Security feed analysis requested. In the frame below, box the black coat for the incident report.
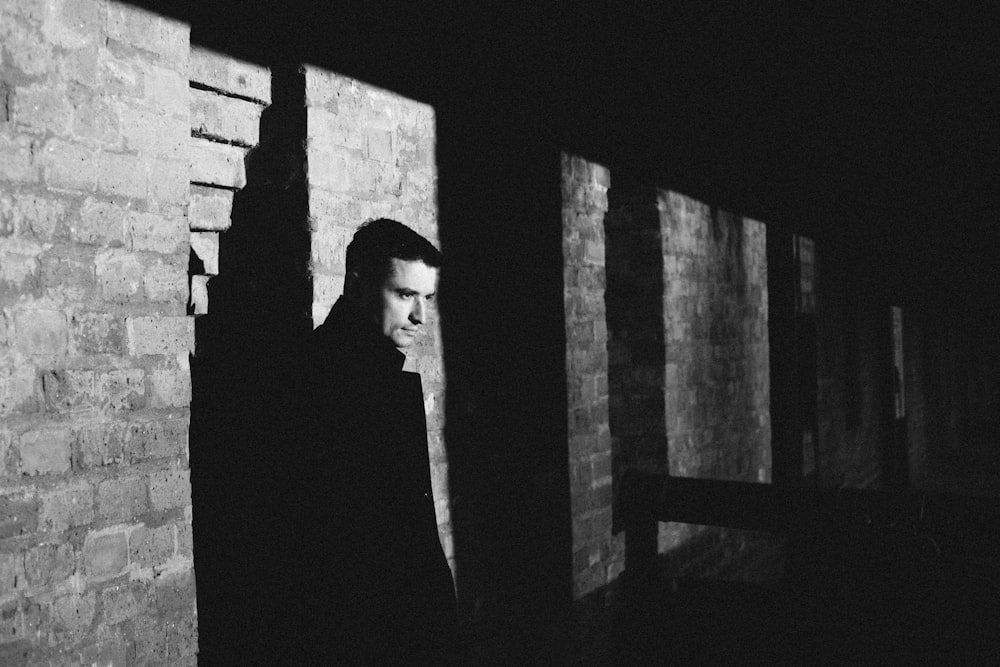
[276,296,461,664]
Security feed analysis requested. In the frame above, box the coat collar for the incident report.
[315,296,407,373]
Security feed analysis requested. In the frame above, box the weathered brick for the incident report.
[190,275,209,315]
[69,87,120,146]
[144,64,189,119]
[119,106,186,160]
[99,583,143,625]
[14,309,68,358]
[96,368,146,412]
[83,530,128,580]
[0,238,43,289]
[146,156,189,205]
[188,184,233,231]
[129,523,173,569]
[23,542,75,588]
[127,419,187,461]
[41,369,96,414]
[151,567,195,614]
[95,249,143,302]
[40,138,99,192]
[50,591,96,641]
[77,638,129,666]
[70,312,125,356]
[100,52,144,98]
[106,4,188,65]
[126,316,193,357]
[143,260,187,302]
[96,150,145,199]
[190,88,263,146]
[189,46,271,102]
[74,198,128,247]
[17,426,73,476]
[77,421,127,468]
[40,252,96,302]
[0,133,39,184]
[11,82,72,135]
[148,468,190,511]
[176,520,193,558]
[0,492,39,539]
[128,209,186,254]
[0,365,40,417]
[148,369,191,409]
[39,0,102,50]
[189,231,218,275]
[39,480,94,532]
[189,138,247,188]
[0,551,26,599]
[0,192,67,241]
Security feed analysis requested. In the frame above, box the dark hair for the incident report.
[345,218,443,288]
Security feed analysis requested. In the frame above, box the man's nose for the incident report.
[410,299,426,324]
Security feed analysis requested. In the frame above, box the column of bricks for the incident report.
[187,47,270,315]
[1,2,196,664]
[561,154,623,600]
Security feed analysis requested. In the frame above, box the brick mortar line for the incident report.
[189,129,254,150]
[188,80,268,106]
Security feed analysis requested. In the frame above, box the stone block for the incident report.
[128,210,186,254]
[106,4,188,65]
[40,480,94,531]
[17,427,73,475]
[83,530,128,581]
[151,568,195,613]
[188,185,233,231]
[129,523,173,569]
[0,133,39,184]
[15,309,68,358]
[1,191,67,241]
[142,260,187,303]
[77,421,127,468]
[189,46,271,102]
[41,369,96,414]
[190,88,263,146]
[96,150,146,199]
[188,138,247,189]
[41,138,99,192]
[96,368,146,412]
[70,312,125,356]
[95,249,143,303]
[12,82,72,135]
[51,591,96,641]
[148,368,191,409]
[146,156,188,205]
[189,232,219,275]
[40,252,96,302]
[189,275,209,315]
[23,542,74,587]
[127,419,187,461]
[127,316,194,357]
[148,468,190,511]
[119,106,186,160]
[100,583,143,625]
[70,88,120,146]
[0,492,39,539]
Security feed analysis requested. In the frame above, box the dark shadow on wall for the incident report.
[434,99,575,664]
[188,62,313,664]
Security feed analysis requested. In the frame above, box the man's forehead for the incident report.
[386,257,438,285]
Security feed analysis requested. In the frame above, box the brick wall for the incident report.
[303,68,453,571]
[815,254,886,488]
[562,154,622,605]
[1,2,196,664]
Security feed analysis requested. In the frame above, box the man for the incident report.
[282,218,461,664]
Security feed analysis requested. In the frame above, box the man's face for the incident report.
[369,258,438,349]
